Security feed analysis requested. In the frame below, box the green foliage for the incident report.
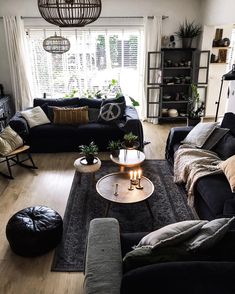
[129,96,140,107]
[64,89,78,98]
[107,140,121,151]
[175,20,202,39]
[79,141,98,156]
[188,83,205,118]
[124,132,138,144]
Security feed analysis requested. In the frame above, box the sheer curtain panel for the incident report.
[3,16,33,111]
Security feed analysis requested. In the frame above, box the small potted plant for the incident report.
[79,141,98,165]
[123,132,139,148]
[175,20,202,48]
[187,84,205,126]
[108,140,121,157]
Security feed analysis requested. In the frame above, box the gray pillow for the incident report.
[185,217,235,251]
[135,220,208,250]
[181,122,218,148]
[202,127,229,150]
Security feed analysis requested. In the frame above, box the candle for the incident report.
[138,169,142,179]
[133,171,137,181]
[130,170,133,180]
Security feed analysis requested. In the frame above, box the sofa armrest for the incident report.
[165,126,193,163]
[9,112,29,139]
[84,218,123,294]
[118,106,144,149]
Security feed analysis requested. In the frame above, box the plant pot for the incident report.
[122,141,140,150]
[111,150,120,157]
[182,38,193,48]
[85,155,95,165]
[187,117,201,127]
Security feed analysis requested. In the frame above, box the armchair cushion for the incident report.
[0,126,23,156]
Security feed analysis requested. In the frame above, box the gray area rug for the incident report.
[51,160,197,272]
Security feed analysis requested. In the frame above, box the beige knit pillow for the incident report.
[53,106,89,125]
[0,126,23,156]
[220,155,235,192]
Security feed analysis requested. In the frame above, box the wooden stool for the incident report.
[74,157,101,185]
[0,145,38,179]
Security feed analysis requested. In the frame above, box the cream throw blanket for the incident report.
[174,145,222,207]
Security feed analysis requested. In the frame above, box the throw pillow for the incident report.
[98,102,125,123]
[185,217,235,251]
[212,133,235,160]
[135,220,208,250]
[88,108,100,122]
[202,127,229,150]
[181,122,218,148]
[0,126,23,156]
[220,155,235,192]
[21,106,50,128]
[53,106,89,124]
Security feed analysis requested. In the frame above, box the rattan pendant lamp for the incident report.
[43,32,71,54]
[38,0,102,27]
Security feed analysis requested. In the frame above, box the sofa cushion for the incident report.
[196,173,233,217]
[212,132,235,160]
[221,112,235,136]
[101,95,126,106]
[79,97,102,108]
[30,124,78,138]
[220,155,235,192]
[181,122,217,148]
[88,108,100,122]
[98,102,125,123]
[53,106,89,125]
[21,106,50,128]
[33,98,80,107]
[202,127,229,150]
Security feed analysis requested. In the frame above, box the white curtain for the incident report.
[141,16,162,124]
[3,16,33,111]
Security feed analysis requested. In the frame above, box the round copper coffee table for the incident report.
[96,172,154,219]
[110,149,145,172]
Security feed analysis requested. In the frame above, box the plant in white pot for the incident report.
[187,84,205,126]
[175,20,202,48]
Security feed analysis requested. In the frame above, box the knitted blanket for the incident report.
[174,145,222,207]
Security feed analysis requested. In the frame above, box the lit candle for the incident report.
[133,171,137,181]
[130,170,133,180]
[138,169,142,179]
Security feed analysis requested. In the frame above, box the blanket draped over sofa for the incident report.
[174,145,222,207]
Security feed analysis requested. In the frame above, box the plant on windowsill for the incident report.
[79,141,98,165]
[187,84,205,126]
[122,132,139,149]
[108,140,121,157]
[175,19,202,48]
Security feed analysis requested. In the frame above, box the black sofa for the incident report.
[84,218,235,294]
[9,97,143,152]
[165,112,235,222]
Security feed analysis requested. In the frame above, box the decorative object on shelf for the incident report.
[218,49,227,63]
[79,141,98,165]
[107,140,121,157]
[38,0,102,27]
[168,109,178,118]
[123,132,139,149]
[43,33,70,54]
[187,84,205,126]
[213,28,223,47]
[215,64,235,122]
[175,20,202,48]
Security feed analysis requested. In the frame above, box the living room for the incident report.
[1,0,235,293]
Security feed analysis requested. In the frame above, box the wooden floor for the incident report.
[0,122,180,294]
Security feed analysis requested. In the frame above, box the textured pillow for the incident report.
[220,155,235,192]
[181,122,218,148]
[98,102,125,123]
[135,220,208,250]
[202,127,229,150]
[212,133,235,160]
[21,106,50,128]
[53,106,89,124]
[0,126,23,156]
[185,217,235,251]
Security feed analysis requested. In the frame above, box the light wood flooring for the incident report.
[0,122,180,294]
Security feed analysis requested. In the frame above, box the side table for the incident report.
[74,157,101,184]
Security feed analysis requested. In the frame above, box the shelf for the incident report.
[162,100,188,104]
[212,47,230,49]
[162,84,191,86]
[210,62,228,64]
[163,67,191,70]
[159,116,187,120]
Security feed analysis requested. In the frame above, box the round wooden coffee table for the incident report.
[96,172,154,219]
[110,149,145,172]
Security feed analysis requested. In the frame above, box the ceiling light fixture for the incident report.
[43,33,71,54]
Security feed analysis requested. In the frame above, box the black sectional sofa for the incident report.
[9,97,143,152]
[165,112,235,222]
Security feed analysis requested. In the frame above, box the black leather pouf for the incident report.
[6,206,63,257]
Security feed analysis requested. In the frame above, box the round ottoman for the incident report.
[6,206,63,257]
[74,157,101,184]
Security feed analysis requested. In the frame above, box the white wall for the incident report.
[0,0,202,97]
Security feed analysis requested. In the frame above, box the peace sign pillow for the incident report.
[98,102,125,123]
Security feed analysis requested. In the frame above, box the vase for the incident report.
[85,155,95,165]
[182,38,193,48]
[187,117,201,127]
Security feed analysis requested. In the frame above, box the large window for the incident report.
[26,28,144,101]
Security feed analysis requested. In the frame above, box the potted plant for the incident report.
[123,132,139,148]
[108,140,121,157]
[187,84,205,126]
[175,20,202,48]
[79,141,98,165]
